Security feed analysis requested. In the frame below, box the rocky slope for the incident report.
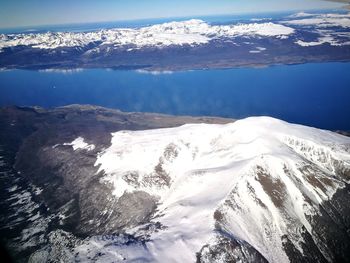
[0,105,349,262]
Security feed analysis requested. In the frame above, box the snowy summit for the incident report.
[90,116,350,263]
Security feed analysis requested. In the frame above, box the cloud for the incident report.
[284,12,350,28]
[324,0,350,9]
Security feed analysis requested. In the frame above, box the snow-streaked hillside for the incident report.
[2,106,349,262]
[86,116,350,262]
[0,19,294,51]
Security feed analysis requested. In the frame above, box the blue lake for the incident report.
[0,63,349,130]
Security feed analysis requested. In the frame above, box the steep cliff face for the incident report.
[0,106,349,262]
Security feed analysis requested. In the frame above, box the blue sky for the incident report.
[0,0,343,28]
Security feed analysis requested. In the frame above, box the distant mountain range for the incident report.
[0,11,350,71]
[0,105,349,262]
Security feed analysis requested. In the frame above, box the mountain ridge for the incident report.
[1,11,350,71]
[0,105,349,262]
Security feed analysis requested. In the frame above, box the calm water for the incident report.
[0,63,349,130]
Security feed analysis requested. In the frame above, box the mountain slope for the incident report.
[0,106,349,262]
[89,116,350,262]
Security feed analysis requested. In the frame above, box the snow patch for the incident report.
[63,137,95,151]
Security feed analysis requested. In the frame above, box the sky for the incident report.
[0,0,343,29]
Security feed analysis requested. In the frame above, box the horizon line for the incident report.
[0,7,344,31]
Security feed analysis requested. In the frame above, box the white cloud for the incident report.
[285,12,350,28]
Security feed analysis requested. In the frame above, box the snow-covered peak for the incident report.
[0,19,294,51]
[96,117,349,198]
[94,116,350,262]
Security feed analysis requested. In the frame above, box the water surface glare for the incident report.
[0,63,349,130]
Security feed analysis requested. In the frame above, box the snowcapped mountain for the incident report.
[88,116,350,262]
[0,19,294,51]
[0,106,349,262]
[1,11,349,51]
[0,11,350,71]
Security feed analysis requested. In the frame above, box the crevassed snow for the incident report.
[0,19,294,51]
[63,137,95,151]
[95,116,350,263]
